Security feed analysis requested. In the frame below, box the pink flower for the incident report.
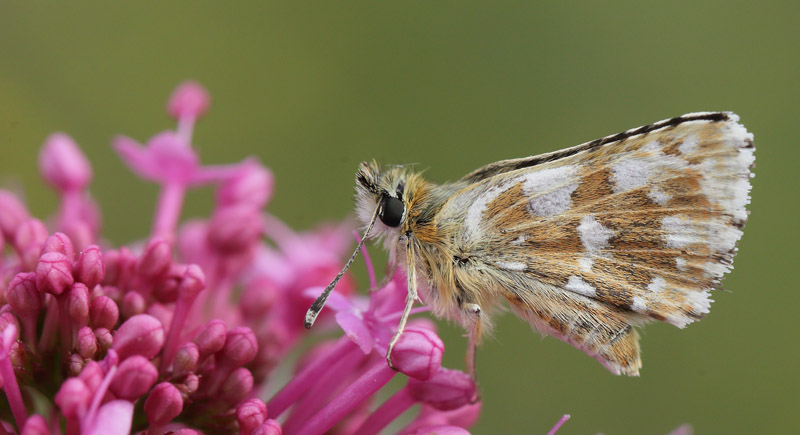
[39,133,92,192]
[0,81,483,435]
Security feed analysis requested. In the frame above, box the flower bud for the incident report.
[67,352,86,376]
[408,368,476,410]
[236,398,268,435]
[94,328,113,352]
[55,377,91,417]
[112,314,164,360]
[144,382,184,426]
[217,160,274,209]
[36,252,74,295]
[89,295,118,330]
[21,414,50,435]
[219,327,257,367]
[0,190,30,240]
[66,283,90,326]
[41,232,75,261]
[207,205,264,253]
[121,291,146,318]
[194,319,227,358]
[178,373,199,397]
[39,133,92,191]
[110,355,158,400]
[138,236,172,281]
[390,328,444,381]
[168,81,210,120]
[76,326,97,359]
[178,264,205,299]
[252,420,282,435]
[173,342,199,375]
[220,367,253,406]
[7,272,41,317]
[74,245,105,289]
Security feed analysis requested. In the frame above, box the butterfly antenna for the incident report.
[304,204,381,329]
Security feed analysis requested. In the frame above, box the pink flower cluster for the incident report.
[0,82,480,434]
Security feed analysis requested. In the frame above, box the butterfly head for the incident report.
[355,160,409,238]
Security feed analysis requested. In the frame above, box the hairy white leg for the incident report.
[386,236,418,369]
[464,303,482,402]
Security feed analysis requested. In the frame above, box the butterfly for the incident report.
[306,112,754,377]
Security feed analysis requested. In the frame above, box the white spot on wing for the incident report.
[662,215,741,253]
[648,187,671,205]
[678,135,699,155]
[519,166,578,218]
[675,257,688,271]
[611,158,651,192]
[578,256,593,272]
[464,183,513,240]
[577,215,615,253]
[565,276,596,298]
[647,277,666,294]
[631,296,647,313]
[497,261,526,271]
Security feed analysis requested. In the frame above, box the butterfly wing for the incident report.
[437,112,754,375]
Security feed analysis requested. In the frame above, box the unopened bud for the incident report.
[36,252,74,295]
[39,133,92,191]
[112,314,164,360]
[41,232,75,261]
[89,295,118,330]
[144,382,184,426]
[390,328,444,381]
[74,245,105,289]
[110,355,158,401]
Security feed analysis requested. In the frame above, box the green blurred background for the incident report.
[1,2,797,433]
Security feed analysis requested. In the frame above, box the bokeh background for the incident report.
[1,2,797,433]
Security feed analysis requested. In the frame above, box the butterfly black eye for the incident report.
[379,195,405,227]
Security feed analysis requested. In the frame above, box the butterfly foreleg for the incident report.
[386,234,419,369]
[462,302,482,388]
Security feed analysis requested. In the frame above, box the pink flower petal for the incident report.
[85,400,133,435]
[335,311,373,354]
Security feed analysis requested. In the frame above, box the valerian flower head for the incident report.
[0,81,482,434]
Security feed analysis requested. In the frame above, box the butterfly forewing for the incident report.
[434,112,753,374]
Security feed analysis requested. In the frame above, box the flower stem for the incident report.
[59,190,83,228]
[160,292,199,373]
[0,347,28,429]
[353,385,415,435]
[297,359,397,435]
[176,115,196,145]
[83,364,117,432]
[267,336,357,417]
[38,296,59,353]
[281,344,366,433]
[153,182,185,241]
[547,414,571,435]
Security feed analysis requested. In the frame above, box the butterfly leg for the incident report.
[386,235,418,369]
[463,303,482,402]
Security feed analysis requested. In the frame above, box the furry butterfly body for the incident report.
[307,112,754,376]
